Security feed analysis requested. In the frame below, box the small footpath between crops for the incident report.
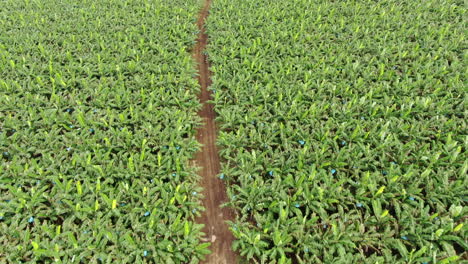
[192,0,238,263]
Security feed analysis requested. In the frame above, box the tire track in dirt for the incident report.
[193,0,238,263]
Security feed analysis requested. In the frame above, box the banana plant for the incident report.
[207,0,466,262]
[0,0,209,262]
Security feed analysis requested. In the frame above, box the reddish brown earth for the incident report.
[193,0,238,263]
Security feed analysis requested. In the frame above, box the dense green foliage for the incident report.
[0,0,210,263]
[207,0,467,263]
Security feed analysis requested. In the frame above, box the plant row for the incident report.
[0,0,209,263]
[207,0,467,263]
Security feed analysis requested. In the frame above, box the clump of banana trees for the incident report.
[207,0,467,263]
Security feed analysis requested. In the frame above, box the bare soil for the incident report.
[193,0,238,263]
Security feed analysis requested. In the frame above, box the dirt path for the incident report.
[193,0,238,263]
